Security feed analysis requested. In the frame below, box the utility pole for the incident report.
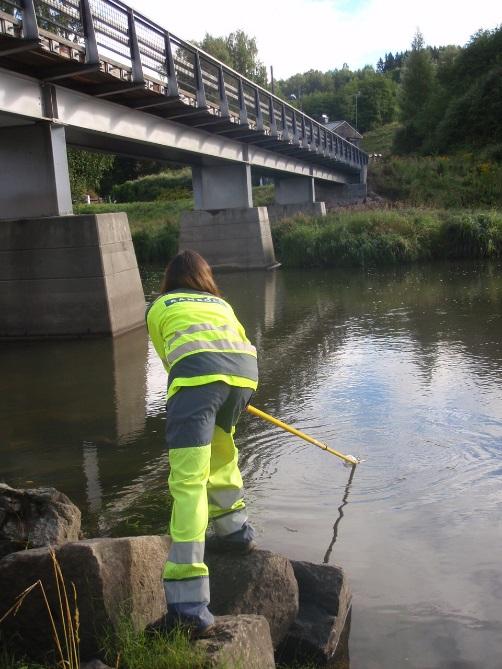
[355,90,361,131]
[270,65,275,95]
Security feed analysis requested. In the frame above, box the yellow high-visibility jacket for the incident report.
[146,289,258,400]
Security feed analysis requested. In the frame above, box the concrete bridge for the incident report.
[0,0,368,338]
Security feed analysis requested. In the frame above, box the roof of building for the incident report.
[324,120,363,139]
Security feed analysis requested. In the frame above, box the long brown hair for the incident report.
[160,250,221,296]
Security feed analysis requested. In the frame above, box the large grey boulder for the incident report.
[195,614,276,668]
[276,560,352,666]
[0,536,169,662]
[0,484,81,554]
[205,549,299,648]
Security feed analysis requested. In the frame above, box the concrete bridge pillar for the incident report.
[0,123,145,339]
[192,164,253,210]
[268,175,326,222]
[179,164,277,270]
[0,123,73,220]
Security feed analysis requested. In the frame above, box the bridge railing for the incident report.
[0,0,368,170]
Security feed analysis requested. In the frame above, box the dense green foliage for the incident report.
[361,122,400,155]
[100,157,167,197]
[67,149,114,202]
[196,30,267,86]
[369,155,502,208]
[394,27,502,154]
[111,169,192,202]
[277,66,398,133]
[252,184,275,206]
[272,209,502,268]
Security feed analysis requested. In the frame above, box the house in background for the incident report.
[323,120,363,147]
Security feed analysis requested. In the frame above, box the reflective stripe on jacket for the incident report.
[146,289,258,399]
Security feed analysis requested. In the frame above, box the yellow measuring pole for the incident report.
[246,405,359,466]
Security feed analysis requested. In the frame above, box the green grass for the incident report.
[369,154,502,208]
[252,184,275,206]
[272,208,502,268]
[102,619,209,669]
[75,200,190,264]
[361,122,400,155]
[74,185,274,264]
[0,647,45,669]
[74,200,502,269]
[110,168,193,203]
[75,199,192,233]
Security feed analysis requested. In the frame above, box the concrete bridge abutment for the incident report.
[267,176,326,223]
[315,168,367,206]
[0,124,145,339]
[179,164,278,270]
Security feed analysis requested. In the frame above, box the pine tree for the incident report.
[399,30,435,121]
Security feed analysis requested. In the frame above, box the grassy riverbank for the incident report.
[75,201,502,269]
[369,154,502,209]
[74,185,275,264]
[75,200,189,263]
[273,208,502,268]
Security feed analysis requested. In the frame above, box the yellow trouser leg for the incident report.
[164,445,210,591]
[207,425,247,536]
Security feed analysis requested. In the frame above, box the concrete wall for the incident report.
[267,202,326,223]
[192,164,253,210]
[0,213,145,338]
[274,176,315,206]
[315,181,367,205]
[0,123,73,220]
[179,207,277,270]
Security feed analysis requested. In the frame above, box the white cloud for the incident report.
[130,0,501,78]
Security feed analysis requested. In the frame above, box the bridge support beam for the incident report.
[0,213,146,339]
[0,123,73,220]
[268,175,326,222]
[180,164,277,270]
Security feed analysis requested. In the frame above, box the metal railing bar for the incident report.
[35,15,84,37]
[21,0,39,38]
[80,0,97,62]
[193,50,206,107]
[93,19,129,40]
[95,39,129,60]
[163,30,178,96]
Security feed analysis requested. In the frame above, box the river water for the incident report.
[1,261,502,668]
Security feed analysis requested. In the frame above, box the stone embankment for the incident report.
[0,484,351,668]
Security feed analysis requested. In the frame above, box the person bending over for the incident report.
[146,249,258,634]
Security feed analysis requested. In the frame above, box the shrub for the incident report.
[111,169,192,203]
[272,208,502,268]
[369,155,502,208]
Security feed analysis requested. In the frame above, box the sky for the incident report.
[128,0,501,79]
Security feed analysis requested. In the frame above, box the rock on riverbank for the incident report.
[0,486,351,667]
[0,483,81,558]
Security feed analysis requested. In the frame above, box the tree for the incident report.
[198,30,267,86]
[68,149,114,202]
[399,30,435,122]
[197,34,232,65]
